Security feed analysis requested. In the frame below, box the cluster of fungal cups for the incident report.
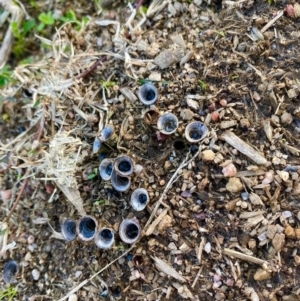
[63,135,149,248]
[60,154,149,247]
[61,215,142,248]
[139,82,209,143]
[65,82,208,249]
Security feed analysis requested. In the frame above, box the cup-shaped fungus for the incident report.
[94,228,115,249]
[142,107,160,125]
[119,218,141,244]
[111,170,131,192]
[99,125,114,142]
[185,121,208,143]
[138,83,158,105]
[3,260,19,283]
[130,188,149,211]
[157,112,179,135]
[77,216,98,241]
[61,218,77,241]
[93,138,102,154]
[99,158,114,181]
[114,155,134,176]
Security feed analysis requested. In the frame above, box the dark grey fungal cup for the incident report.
[94,228,115,249]
[138,83,158,105]
[114,155,134,176]
[185,121,208,143]
[99,158,114,181]
[111,170,131,192]
[99,125,114,142]
[119,219,141,244]
[61,218,77,241]
[77,216,98,241]
[3,260,19,283]
[157,112,179,135]
[130,188,149,211]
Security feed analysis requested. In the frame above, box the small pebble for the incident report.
[226,177,243,193]
[32,269,40,280]
[272,233,285,251]
[202,150,215,162]
[241,192,249,200]
[204,242,211,253]
[222,163,237,177]
[284,225,295,238]
[159,180,166,186]
[241,201,248,209]
[27,235,35,244]
[211,111,219,122]
[281,112,293,124]
[254,268,271,281]
[219,99,227,107]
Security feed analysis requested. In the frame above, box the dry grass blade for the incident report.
[55,183,86,216]
[151,256,187,282]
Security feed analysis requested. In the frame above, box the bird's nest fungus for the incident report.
[2,0,300,300]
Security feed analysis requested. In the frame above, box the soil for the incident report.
[1,0,300,300]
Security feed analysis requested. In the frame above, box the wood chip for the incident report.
[120,87,138,102]
[243,215,265,230]
[151,256,187,282]
[239,211,265,219]
[145,208,169,236]
[221,131,267,165]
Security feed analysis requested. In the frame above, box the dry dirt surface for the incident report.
[1,0,300,300]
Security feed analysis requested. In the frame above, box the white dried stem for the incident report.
[0,0,24,68]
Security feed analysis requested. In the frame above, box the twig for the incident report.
[76,57,107,80]
[5,170,30,223]
[223,248,270,270]
[191,266,203,288]
[144,145,203,236]
[35,114,45,141]
[260,10,284,33]
[135,0,145,11]
[0,163,12,174]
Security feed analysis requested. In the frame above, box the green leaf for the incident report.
[94,199,105,206]
[37,22,45,32]
[198,79,207,93]
[87,173,97,180]
[0,65,13,88]
[33,100,40,108]
[23,19,36,35]
[38,12,55,25]
[64,10,77,22]
[11,21,20,39]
